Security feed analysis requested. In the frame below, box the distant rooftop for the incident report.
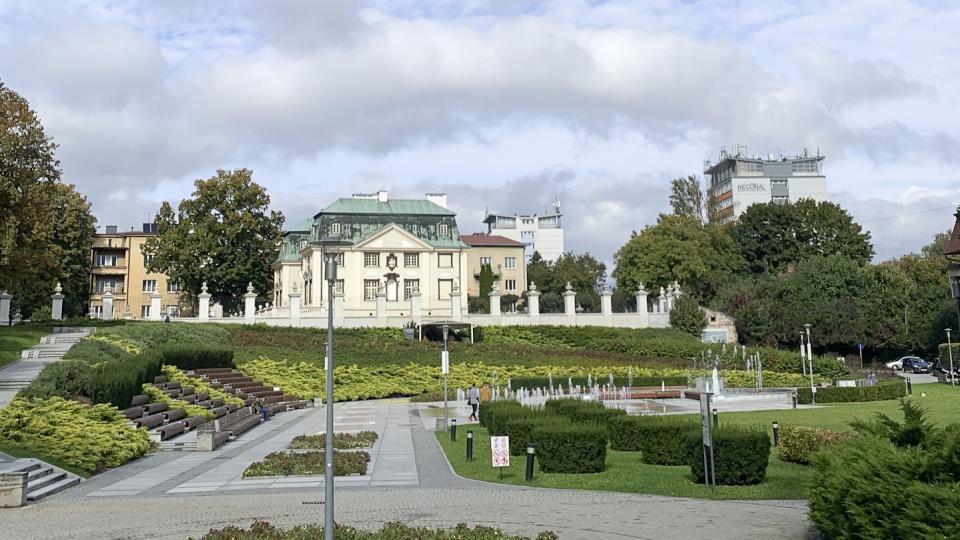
[461,234,524,247]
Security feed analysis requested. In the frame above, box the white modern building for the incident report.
[704,146,828,224]
[483,199,565,261]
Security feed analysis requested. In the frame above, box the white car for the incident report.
[886,357,920,371]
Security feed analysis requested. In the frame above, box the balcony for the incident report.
[473,266,502,278]
[91,286,125,295]
[92,265,127,275]
[92,238,128,249]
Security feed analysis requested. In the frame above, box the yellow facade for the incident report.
[88,230,184,319]
[462,236,527,298]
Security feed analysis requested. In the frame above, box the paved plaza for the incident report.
[1,398,816,540]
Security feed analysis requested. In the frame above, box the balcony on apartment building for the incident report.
[91,264,128,275]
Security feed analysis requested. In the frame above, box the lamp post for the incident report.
[947,328,956,387]
[799,332,807,377]
[804,324,814,404]
[442,323,450,431]
[318,237,348,540]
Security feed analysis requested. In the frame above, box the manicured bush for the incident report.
[243,450,370,477]
[609,415,698,465]
[484,402,535,436]
[501,415,572,456]
[778,425,853,464]
[797,381,905,404]
[201,520,559,540]
[685,426,770,485]
[544,398,625,428]
[533,422,608,473]
[155,346,234,370]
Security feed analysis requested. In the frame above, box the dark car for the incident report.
[902,357,930,374]
[930,358,960,378]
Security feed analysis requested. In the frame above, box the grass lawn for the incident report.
[0,325,52,369]
[0,440,91,478]
[436,383,960,500]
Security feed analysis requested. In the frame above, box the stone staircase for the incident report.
[0,459,81,503]
[0,327,92,408]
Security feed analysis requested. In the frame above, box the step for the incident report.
[26,466,53,483]
[0,461,41,475]
[27,470,66,492]
[26,476,80,501]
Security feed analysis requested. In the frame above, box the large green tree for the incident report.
[669,175,705,224]
[731,199,874,275]
[144,169,284,313]
[527,251,606,312]
[612,214,743,301]
[43,183,96,316]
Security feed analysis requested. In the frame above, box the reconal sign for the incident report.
[737,182,767,192]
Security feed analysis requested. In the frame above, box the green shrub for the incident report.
[30,306,52,323]
[243,450,370,477]
[544,398,625,428]
[501,415,573,456]
[201,521,559,540]
[797,381,905,404]
[289,432,378,450]
[509,376,687,388]
[778,425,852,464]
[609,415,698,465]
[155,346,235,370]
[480,401,528,435]
[685,426,770,485]
[532,422,608,473]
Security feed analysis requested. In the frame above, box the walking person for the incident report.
[467,383,480,422]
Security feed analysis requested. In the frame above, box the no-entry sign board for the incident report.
[491,436,510,467]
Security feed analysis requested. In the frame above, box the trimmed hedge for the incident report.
[155,346,234,370]
[797,381,905,404]
[532,421,608,473]
[481,401,530,436]
[685,427,770,485]
[778,425,852,465]
[609,415,699,465]
[509,376,688,388]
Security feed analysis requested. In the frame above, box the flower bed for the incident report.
[289,431,378,450]
[201,520,558,540]
[243,450,370,477]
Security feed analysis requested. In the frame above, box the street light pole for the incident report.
[804,324,815,405]
[799,332,807,377]
[442,324,450,431]
[947,328,956,387]
[323,251,336,540]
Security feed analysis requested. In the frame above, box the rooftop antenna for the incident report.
[553,197,561,214]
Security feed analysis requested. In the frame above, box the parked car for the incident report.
[930,358,960,378]
[885,357,906,370]
[902,357,930,374]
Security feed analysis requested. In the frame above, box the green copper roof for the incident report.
[315,198,454,217]
[289,218,313,232]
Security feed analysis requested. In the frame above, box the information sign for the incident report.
[491,436,510,467]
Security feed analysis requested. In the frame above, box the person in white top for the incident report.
[467,383,480,421]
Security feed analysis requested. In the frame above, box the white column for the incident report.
[149,291,162,321]
[450,282,462,320]
[102,285,114,320]
[635,283,649,328]
[288,282,302,327]
[409,291,422,325]
[198,282,211,321]
[334,291,345,327]
[563,282,576,322]
[51,282,64,321]
[376,287,387,325]
[658,286,667,313]
[489,283,502,323]
[527,282,540,324]
[600,284,613,318]
[243,282,257,324]
[0,290,11,326]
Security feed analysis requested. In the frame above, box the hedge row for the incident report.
[778,425,852,465]
[509,376,688,389]
[609,415,698,465]
[797,381,905,404]
[685,427,771,485]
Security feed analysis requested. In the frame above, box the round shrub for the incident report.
[609,415,698,465]
[778,425,852,464]
[685,426,770,485]
[532,422,607,474]
[502,415,570,456]
[482,401,529,435]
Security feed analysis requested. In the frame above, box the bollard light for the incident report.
[791,393,797,409]
[906,377,913,395]
[466,430,474,461]
[450,418,457,442]
[712,408,719,429]
[772,421,780,447]
[525,444,536,481]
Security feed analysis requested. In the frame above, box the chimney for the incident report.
[105,225,118,234]
[426,193,447,209]
[377,190,388,203]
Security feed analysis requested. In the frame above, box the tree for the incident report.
[143,169,284,313]
[731,200,874,275]
[0,81,58,307]
[42,183,96,317]
[669,175,705,224]
[612,214,743,302]
[921,230,950,260]
[527,251,606,312]
[669,294,707,336]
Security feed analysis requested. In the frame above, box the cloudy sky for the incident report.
[2,0,958,269]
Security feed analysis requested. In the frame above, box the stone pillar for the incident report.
[198,282,211,321]
[563,282,576,322]
[489,283,502,322]
[658,286,667,313]
[635,283,649,328]
[102,285,114,320]
[333,291,346,327]
[51,282,64,321]
[0,472,28,508]
[376,287,387,325]
[450,282,462,320]
[0,291,10,327]
[409,291,422,325]
[243,282,257,324]
[600,284,613,317]
[149,291,162,321]
[288,282,301,327]
[527,282,540,324]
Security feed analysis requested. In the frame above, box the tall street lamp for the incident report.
[804,324,815,404]
[318,236,349,540]
[442,323,450,431]
[947,328,956,387]
[799,332,807,377]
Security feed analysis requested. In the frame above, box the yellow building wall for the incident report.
[89,233,184,319]
[465,245,527,297]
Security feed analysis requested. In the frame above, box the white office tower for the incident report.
[483,198,565,261]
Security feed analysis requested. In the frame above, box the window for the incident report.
[404,253,419,267]
[166,282,180,293]
[330,222,341,235]
[792,160,818,173]
[143,253,153,266]
[334,279,344,295]
[480,256,492,266]
[505,279,517,291]
[772,196,790,205]
[737,161,763,174]
[364,253,379,267]
[438,253,453,268]
[336,253,344,266]
[96,254,118,267]
[404,279,420,299]
[91,305,103,317]
[141,305,151,318]
[438,279,453,300]
[298,240,307,251]
[142,280,157,292]
[95,279,122,293]
[438,223,449,236]
[364,279,380,301]
[505,257,516,269]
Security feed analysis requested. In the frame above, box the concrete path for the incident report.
[0,327,92,408]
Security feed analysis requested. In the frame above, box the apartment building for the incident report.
[89,224,184,319]
[482,199,565,261]
[704,146,828,224]
[461,233,527,298]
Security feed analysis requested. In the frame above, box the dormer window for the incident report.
[438,223,448,236]
[298,240,307,251]
[330,223,341,235]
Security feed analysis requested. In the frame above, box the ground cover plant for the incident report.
[777,425,852,464]
[243,450,370,477]
[140,383,213,420]
[198,520,559,540]
[162,365,245,407]
[289,431,378,449]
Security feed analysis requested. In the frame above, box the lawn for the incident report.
[436,383,960,500]
[0,324,52,369]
